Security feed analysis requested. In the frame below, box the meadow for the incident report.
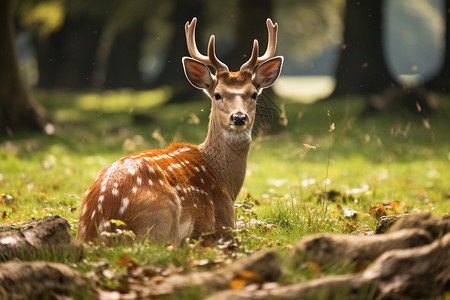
[1,86,449,294]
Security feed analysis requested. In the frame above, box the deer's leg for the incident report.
[122,188,181,244]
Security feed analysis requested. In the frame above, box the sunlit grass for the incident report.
[1,87,449,293]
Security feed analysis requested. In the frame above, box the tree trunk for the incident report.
[0,215,84,261]
[104,21,145,89]
[228,0,273,71]
[0,261,89,299]
[155,0,206,103]
[425,0,450,93]
[331,0,397,97]
[0,0,50,135]
[232,0,285,134]
[35,16,101,89]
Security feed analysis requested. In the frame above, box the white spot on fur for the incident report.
[200,178,205,184]
[148,165,155,173]
[128,167,136,175]
[78,224,86,236]
[81,205,87,216]
[97,203,102,213]
[179,219,193,240]
[159,179,164,185]
[175,185,181,191]
[132,186,137,194]
[200,165,207,172]
[194,167,200,172]
[98,221,105,232]
[91,210,96,219]
[119,197,129,215]
[101,185,106,192]
[112,188,119,196]
[148,179,153,186]
[113,182,119,188]
[137,177,142,185]
[98,195,104,203]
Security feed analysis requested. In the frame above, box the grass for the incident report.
[1,87,449,296]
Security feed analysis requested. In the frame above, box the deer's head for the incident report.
[182,18,283,142]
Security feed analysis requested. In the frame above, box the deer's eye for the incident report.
[214,93,222,101]
[251,93,258,100]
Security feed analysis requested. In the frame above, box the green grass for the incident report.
[1,87,449,296]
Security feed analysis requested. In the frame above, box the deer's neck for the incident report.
[198,118,251,201]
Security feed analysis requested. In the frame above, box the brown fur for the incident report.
[78,19,283,245]
[78,143,234,245]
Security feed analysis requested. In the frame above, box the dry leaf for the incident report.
[229,278,246,290]
[306,261,322,278]
[329,122,335,132]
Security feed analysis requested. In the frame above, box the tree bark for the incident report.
[154,0,206,103]
[0,0,50,135]
[35,16,101,89]
[104,21,145,89]
[96,250,282,299]
[0,215,84,261]
[289,228,432,267]
[425,0,450,93]
[208,232,450,300]
[227,0,273,71]
[233,0,285,134]
[331,0,397,97]
[0,261,89,299]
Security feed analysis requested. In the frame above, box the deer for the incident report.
[77,17,283,245]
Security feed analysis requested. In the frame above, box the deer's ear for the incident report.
[253,56,284,89]
[183,57,214,90]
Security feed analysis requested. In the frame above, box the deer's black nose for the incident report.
[232,113,247,125]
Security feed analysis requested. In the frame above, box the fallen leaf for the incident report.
[230,278,246,290]
[237,271,263,282]
[1,211,6,219]
[369,203,386,219]
[329,122,335,132]
[389,201,400,212]
[306,261,322,278]
[116,253,139,267]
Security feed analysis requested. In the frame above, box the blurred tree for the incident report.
[228,0,274,71]
[232,0,284,133]
[155,0,206,103]
[36,16,102,88]
[331,0,397,96]
[92,0,157,89]
[426,0,450,93]
[18,1,104,88]
[18,0,155,89]
[0,0,51,135]
[256,0,343,76]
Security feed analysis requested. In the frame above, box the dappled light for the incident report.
[1,0,449,299]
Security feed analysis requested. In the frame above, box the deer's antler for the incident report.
[240,18,278,72]
[185,18,229,73]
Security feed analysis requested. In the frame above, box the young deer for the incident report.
[77,18,283,245]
